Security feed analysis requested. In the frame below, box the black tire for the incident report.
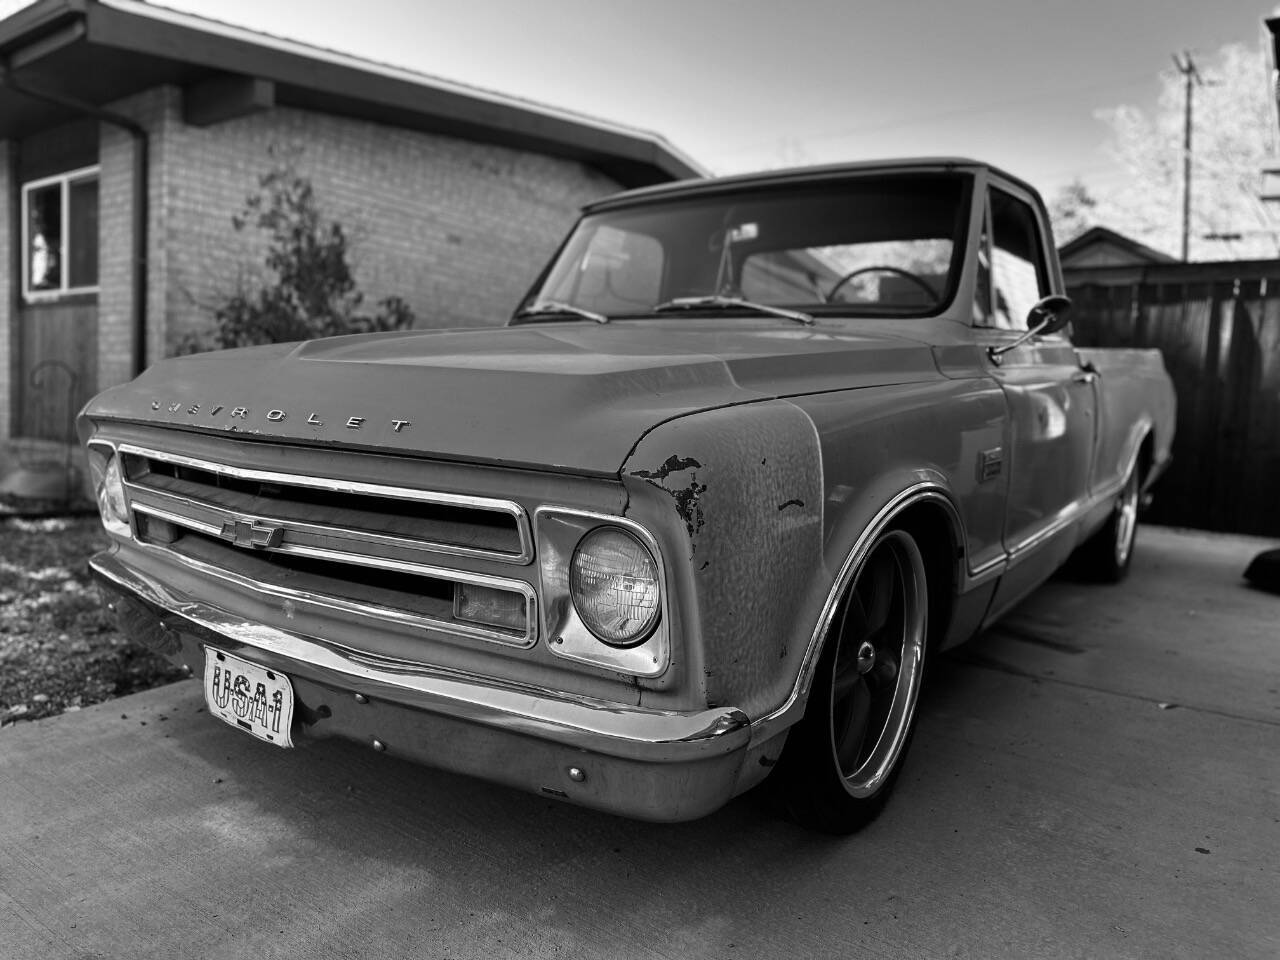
[772,528,929,834]
[1073,465,1140,584]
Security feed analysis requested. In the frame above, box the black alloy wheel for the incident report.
[774,527,929,833]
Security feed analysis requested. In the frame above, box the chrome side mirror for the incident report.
[988,294,1072,365]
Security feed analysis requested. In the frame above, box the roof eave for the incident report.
[0,0,84,52]
[0,0,702,188]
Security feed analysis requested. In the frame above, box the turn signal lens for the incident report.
[453,582,526,633]
[569,527,661,647]
[87,445,130,537]
[102,456,128,523]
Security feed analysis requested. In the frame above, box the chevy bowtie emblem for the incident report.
[220,519,284,549]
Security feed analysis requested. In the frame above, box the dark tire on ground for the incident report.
[1071,464,1141,584]
[771,527,929,834]
[1244,548,1280,594]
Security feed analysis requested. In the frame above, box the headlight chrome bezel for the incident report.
[535,507,670,678]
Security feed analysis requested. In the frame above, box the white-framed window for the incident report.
[22,164,100,300]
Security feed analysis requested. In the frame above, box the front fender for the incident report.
[622,378,1003,728]
[622,400,827,722]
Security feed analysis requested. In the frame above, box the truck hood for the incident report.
[84,319,942,475]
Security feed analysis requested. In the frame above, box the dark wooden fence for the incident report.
[1065,259,1280,538]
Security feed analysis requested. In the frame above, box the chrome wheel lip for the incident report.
[829,529,928,800]
[1115,470,1139,568]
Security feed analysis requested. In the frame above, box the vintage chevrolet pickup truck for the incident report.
[80,158,1175,833]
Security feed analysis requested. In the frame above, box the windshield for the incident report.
[517,172,972,321]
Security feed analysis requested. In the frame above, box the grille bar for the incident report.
[141,536,538,648]
[118,443,533,564]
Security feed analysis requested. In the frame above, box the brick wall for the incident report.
[98,110,137,395]
[0,140,11,438]
[95,87,172,395]
[149,89,622,356]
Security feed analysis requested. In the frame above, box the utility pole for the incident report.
[1173,51,1202,262]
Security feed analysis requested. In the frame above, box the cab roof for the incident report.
[582,157,1041,212]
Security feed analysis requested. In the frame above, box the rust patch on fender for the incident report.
[631,455,703,479]
[630,455,707,547]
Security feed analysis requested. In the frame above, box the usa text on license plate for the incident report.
[203,647,294,748]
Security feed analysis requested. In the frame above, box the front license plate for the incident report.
[203,647,294,748]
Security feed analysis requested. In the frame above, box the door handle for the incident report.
[1072,371,1097,385]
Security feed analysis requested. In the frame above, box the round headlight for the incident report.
[569,527,661,647]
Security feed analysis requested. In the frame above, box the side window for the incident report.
[987,188,1047,331]
[973,208,992,325]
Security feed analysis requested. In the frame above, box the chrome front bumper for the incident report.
[90,550,754,822]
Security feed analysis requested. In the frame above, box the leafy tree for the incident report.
[186,148,414,352]
[1049,178,1100,246]
[1095,42,1279,260]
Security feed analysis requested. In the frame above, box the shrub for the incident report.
[184,149,415,352]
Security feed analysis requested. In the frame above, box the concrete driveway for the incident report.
[2,525,1278,960]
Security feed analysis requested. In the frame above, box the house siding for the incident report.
[0,140,11,437]
[98,100,147,397]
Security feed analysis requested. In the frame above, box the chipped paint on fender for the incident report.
[631,455,708,545]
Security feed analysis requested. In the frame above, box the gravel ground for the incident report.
[0,516,185,727]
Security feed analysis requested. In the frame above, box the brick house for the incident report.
[0,0,700,463]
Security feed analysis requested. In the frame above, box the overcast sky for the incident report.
[147,0,1279,198]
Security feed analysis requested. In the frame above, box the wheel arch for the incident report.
[889,498,959,655]
[1118,418,1155,490]
[751,482,964,744]
[1137,429,1156,485]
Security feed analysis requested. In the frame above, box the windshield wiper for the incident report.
[514,300,610,324]
[652,295,814,326]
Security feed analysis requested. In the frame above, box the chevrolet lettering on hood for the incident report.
[79,159,1178,833]
[148,399,413,433]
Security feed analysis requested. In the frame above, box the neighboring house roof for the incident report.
[1059,226,1179,269]
[0,0,704,187]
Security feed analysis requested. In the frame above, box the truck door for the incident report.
[974,185,1097,615]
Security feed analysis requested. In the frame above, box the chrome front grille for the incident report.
[119,444,532,563]
[116,443,537,648]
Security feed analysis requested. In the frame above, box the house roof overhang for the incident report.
[0,0,704,187]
